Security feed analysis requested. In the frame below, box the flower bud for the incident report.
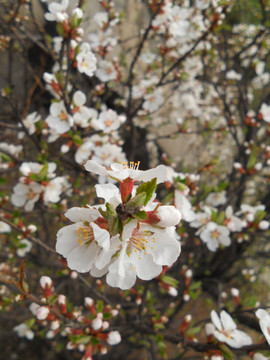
[36,306,49,320]
[107,331,121,345]
[92,317,103,330]
[40,276,53,289]
[156,206,182,227]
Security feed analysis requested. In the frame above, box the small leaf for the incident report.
[135,210,147,220]
[70,334,91,345]
[126,192,146,209]
[135,178,157,206]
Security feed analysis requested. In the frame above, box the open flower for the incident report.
[200,222,231,252]
[11,182,43,212]
[106,220,180,290]
[56,206,116,273]
[255,309,270,345]
[46,101,74,135]
[210,310,252,348]
[76,43,97,77]
[14,323,34,340]
[84,160,167,184]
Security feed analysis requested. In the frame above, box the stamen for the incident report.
[120,161,140,170]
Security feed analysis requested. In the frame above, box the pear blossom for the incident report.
[84,160,167,184]
[200,222,231,252]
[210,310,252,348]
[14,323,34,340]
[46,101,74,135]
[76,43,97,77]
[255,309,270,345]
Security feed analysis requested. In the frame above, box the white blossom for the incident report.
[210,310,252,348]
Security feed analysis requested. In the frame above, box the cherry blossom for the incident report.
[210,310,252,348]
[84,160,167,184]
[56,206,115,273]
[255,309,270,345]
[0,221,11,233]
[72,91,98,128]
[91,109,126,133]
[11,182,43,212]
[14,323,34,340]
[200,222,231,252]
[76,43,97,77]
[46,101,74,135]
[106,220,180,290]
[44,0,69,22]
[96,60,118,82]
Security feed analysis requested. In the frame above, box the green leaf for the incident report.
[135,178,157,206]
[47,294,58,305]
[56,23,65,37]
[161,275,179,287]
[39,164,48,181]
[135,210,147,220]
[126,192,146,209]
[96,300,103,313]
[70,335,91,345]
[216,211,225,225]
[211,209,217,222]
[254,210,266,223]
[186,325,202,337]
[220,343,236,360]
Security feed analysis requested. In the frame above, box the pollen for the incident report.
[76,226,94,246]
[121,161,140,170]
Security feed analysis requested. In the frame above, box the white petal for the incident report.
[91,222,110,251]
[67,241,98,272]
[84,160,108,176]
[73,91,86,107]
[211,310,222,331]
[65,207,99,223]
[220,310,236,331]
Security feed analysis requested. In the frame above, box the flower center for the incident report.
[127,228,156,260]
[121,161,140,170]
[77,226,94,246]
[59,111,68,121]
[211,230,220,239]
